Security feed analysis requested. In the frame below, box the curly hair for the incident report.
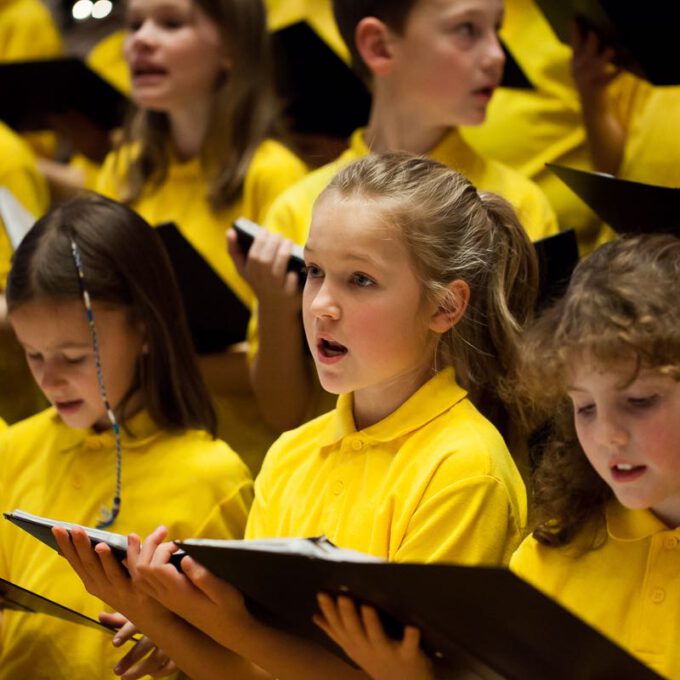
[517,234,680,546]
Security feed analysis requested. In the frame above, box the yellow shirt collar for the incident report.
[320,366,467,447]
[606,501,676,541]
[348,127,484,181]
[54,408,161,453]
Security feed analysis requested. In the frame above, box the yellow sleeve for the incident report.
[0,127,50,289]
[395,473,525,566]
[0,0,62,61]
[191,457,254,540]
[95,148,128,200]
[241,140,308,224]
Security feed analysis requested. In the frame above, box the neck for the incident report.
[167,98,213,161]
[352,361,436,430]
[364,84,451,155]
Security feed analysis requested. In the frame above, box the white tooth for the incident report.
[616,464,634,471]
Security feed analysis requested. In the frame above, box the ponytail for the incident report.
[326,152,539,437]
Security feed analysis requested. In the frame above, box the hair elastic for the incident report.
[70,238,122,529]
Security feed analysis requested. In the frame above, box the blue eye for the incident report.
[351,273,375,288]
[304,264,323,279]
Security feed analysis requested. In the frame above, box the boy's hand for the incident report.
[227,228,301,312]
[314,593,433,680]
[571,24,621,104]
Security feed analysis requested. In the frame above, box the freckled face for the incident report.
[569,360,680,526]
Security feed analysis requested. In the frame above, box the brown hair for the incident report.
[332,0,418,83]
[120,0,279,210]
[6,193,217,436]
[518,234,680,546]
[324,152,538,436]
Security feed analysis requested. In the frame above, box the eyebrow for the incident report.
[303,246,383,267]
[19,341,92,352]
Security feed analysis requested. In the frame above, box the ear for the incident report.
[429,280,470,334]
[355,17,396,77]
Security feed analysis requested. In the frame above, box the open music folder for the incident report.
[547,164,680,235]
[0,57,129,133]
[174,536,661,680]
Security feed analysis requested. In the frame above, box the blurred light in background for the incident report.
[71,0,113,21]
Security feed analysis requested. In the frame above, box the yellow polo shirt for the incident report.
[247,367,526,566]
[460,0,638,252]
[97,139,308,472]
[510,502,680,679]
[0,121,49,288]
[619,84,680,189]
[264,126,557,246]
[0,408,253,680]
[0,0,61,61]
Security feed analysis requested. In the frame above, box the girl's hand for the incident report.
[227,228,301,311]
[314,594,434,680]
[571,24,620,104]
[99,613,178,680]
[131,527,256,651]
[52,526,176,629]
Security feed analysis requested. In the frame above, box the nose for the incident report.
[128,18,158,50]
[594,412,629,448]
[306,279,341,320]
[482,32,506,74]
[38,360,66,391]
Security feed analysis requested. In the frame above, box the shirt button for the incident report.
[664,536,679,549]
[351,439,363,451]
[331,480,344,496]
[72,474,83,489]
[651,588,666,604]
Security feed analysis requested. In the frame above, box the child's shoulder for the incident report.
[479,156,558,240]
[161,427,252,478]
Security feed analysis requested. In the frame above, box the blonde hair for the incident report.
[120,0,280,210]
[324,152,538,435]
[519,234,680,546]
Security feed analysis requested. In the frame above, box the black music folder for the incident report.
[270,21,371,138]
[499,40,533,90]
[534,229,580,310]
[0,577,115,634]
[534,0,680,85]
[155,222,251,355]
[547,164,680,235]
[0,57,129,132]
[4,509,185,570]
[175,536,661,680]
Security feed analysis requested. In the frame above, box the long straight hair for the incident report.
[7,193,217,436]
[120,0,280,210]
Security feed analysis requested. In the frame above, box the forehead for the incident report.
[126,0,194,13]
[307,191,410,263]
[407,0,503,21]
[9,299,129,349]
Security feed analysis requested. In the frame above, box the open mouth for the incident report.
[55,399,83,410]
[318,338,348,359]
[611,463,646,481]
[132,64,168,78]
